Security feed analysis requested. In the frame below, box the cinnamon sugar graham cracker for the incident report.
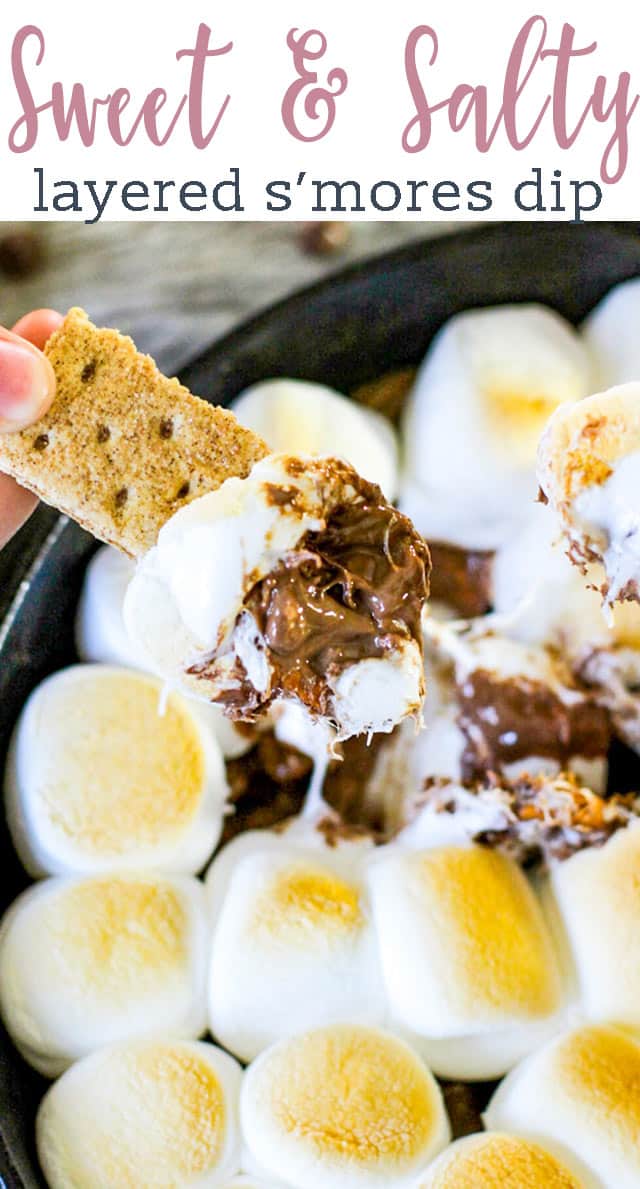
[0,307,268,556]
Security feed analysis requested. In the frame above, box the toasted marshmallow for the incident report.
[205,823,383,1062]
[400,772,640,870]
[37,1039,242,1189]
[416,1131,593,1188]
[367,841,565,1079]
[240,1025,450,1189]
[538,384,640,605]
[400,304,590,550]
[230,379,399,499]
[124,454,427,739]
[0,872,208,1076]
[4,664,227,877]
[545,823,640,1030]
[485,1024,640,1189]
[582,277,640,388]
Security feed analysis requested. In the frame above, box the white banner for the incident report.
[0,0,638,221]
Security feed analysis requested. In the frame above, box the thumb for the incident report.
[0,324,56,433]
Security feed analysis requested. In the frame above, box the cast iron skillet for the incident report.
[2,222,640,1187]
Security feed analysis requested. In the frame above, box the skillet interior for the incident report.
[2,222,640,1186]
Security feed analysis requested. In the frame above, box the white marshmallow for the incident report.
[393,782,515,853]
[222,1181,284,1189]
[491,502,611,659]
[452,630,580,690]
[230,379,399,499]
[582,276,640,388]
[240,1024,450,1189]
[491,503,640,755]
[124,454,425,739]
[400,304,591,550]
[580,637,640,754]
[415,1131,596,1188]
[76,545,253,759]
[545,822,640,1031]
[329,644,424,738]
[222,1180,284,1189]
[75,545,147,669]
[37,1039,242,1189]
[360,663,465,835]
[367,840,566,1079]
[485,1024,640,1189]
[0,872,208,1076]
[123,456,325,686]
[205,825,384,1062]
[4,664,227,877]
[272,699,336,763]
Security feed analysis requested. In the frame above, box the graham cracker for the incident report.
[0,307,268,556]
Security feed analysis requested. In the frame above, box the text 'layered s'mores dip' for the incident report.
[3,281,640,1187]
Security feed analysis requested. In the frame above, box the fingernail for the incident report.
[0,328,56,431]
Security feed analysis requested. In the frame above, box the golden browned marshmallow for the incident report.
[36,1039,243,1188]
[545,823,640,1030]
[0,873,209,1076]
[485,1024,640,1189]
[205,827,385,1062]
[400,304,591,552]
[538,384,640,603]
[4,665,227,877]
[367,843,565,1079]
[416,1131,591,1188]
[240,1024,450,1188]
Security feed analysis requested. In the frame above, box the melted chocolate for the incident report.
[458,668,611,781]
[209,472,430,720]
[222,734,311,844]
[428,541,494,618]
[440,1082,489,1139]
[323,731,392,830]
[222,726,394,845]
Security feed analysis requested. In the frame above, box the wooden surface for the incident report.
[0,222,457,376]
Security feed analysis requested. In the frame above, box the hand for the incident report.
[0,309,62,548]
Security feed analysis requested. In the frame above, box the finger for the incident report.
[0,326,56,432]
[0,473,37,549]
[11,308,63,351]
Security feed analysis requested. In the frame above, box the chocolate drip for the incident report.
[323,731,392,830]
[458,668,611,781]
[222,729,390,844]
[428,541,494,617]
